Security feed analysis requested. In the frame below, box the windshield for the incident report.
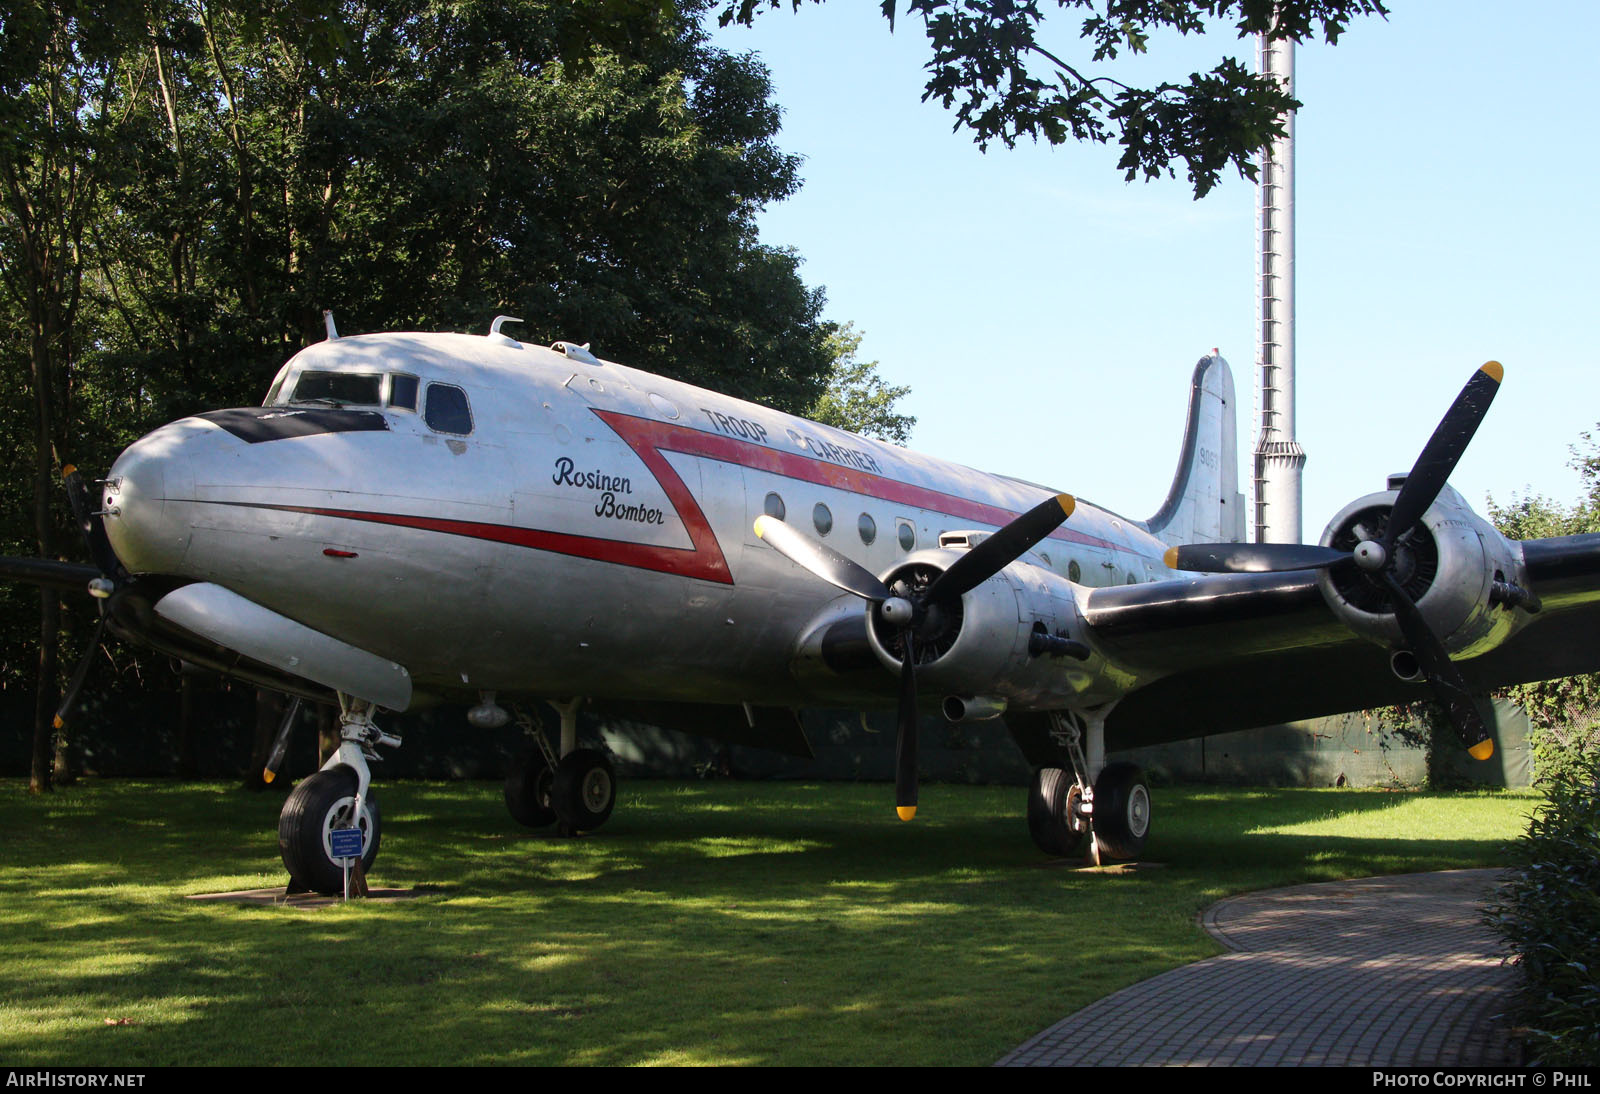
[290,371,383,406]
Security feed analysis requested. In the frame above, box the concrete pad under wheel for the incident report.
[186,886,424,908]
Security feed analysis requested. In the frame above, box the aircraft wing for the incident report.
[1079,532,1600,750]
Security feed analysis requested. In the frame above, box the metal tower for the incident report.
[1252,32,1307,544]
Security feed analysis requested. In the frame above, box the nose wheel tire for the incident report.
[279,767,380,895]
[1027,767,1088,858]
[1092,761,1151,861]
[504,751,557,828]
[551,748,617,833]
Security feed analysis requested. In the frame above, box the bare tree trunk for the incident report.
[28,327,59,794]
[30,591,58,794]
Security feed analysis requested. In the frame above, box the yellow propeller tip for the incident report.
[1163,546,1180,569]
[896,806,917,822]
[262,770,276,784]
[52,716,64,730]
[1480,360,1504,383]
[752,515,768,539]
[62,464,77,477]
[1056,493,1075,518]
[1468,739,1495,762]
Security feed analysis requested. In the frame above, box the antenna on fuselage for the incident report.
[488,315,524,348]
[323,310,339,341]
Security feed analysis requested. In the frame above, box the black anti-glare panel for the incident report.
[197,407,389,444]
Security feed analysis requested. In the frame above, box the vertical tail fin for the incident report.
[1144,354,1245,547]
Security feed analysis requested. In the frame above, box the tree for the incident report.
[2,1,841,782]
[0,1,152,790]
[809,324,916,444]
[719,0,1389,198]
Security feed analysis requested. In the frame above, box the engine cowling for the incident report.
[863,548,1098,709]
[1315,483,1526,659]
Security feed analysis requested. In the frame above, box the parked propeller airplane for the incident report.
[8,317,1600,894]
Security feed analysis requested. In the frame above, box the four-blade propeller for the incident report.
[1166,362,1505,759]
[756,492,1075,819]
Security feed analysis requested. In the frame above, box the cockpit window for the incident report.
[292,371,383,406]
[263,366,290,406]
[389,374,419,411]
[424,382,473,435]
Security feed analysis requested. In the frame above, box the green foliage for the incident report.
[720,0,1390,198]
[1489,436,1600,786]
[1485,755,1600,1066]
[808,323,916,444]
[1483,434,1600,1061]
[1,0,841,782]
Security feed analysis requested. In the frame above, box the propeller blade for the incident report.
[926,493,1075,604]
[62,465,121,579]
[1163,542,1348,574]
[51,613,109,732]
[895,630,918,820]
[754,515,892,602]
[1381,572,1494,760]
[263,696,303,784]
[0,558,100,593]
[1385,362,1503,549]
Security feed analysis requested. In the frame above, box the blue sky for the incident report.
[711,1,1600,537]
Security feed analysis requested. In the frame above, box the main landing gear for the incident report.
[1027,709,1151,863]
[278,695,401,894]
[503,698,618,836]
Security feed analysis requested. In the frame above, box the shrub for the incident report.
[1486,755,1600,1065]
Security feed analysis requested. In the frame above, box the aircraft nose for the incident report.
[103,418,207,575]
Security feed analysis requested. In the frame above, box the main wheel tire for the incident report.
[550,748,617,833]
[504,752,556,827]
[279,767,380,895]
[1028,767,1088,857]
[1092,761,1151,860]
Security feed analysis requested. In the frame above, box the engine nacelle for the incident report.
[863,548,1099,710]
[1315,484,1527,658]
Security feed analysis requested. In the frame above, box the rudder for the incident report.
[1144,354,1245,547]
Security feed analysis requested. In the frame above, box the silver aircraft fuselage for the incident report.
[102,331,1175,711]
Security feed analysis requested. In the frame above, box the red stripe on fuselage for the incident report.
[226,407,1116,584]
[594,409,1116,552]
[239,504,735,584]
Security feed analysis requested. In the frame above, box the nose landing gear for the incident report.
[278,695,399,895]
[279,766,381,895]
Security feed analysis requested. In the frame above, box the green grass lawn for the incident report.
[0,779,1537,1066]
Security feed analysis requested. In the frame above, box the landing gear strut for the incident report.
[503,699,618,835]
[1029,707,1151,863]
[278,695,401,894]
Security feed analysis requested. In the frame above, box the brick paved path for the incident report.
[997,869,1521,1067]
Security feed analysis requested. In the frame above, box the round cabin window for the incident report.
[858,513,877,545]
